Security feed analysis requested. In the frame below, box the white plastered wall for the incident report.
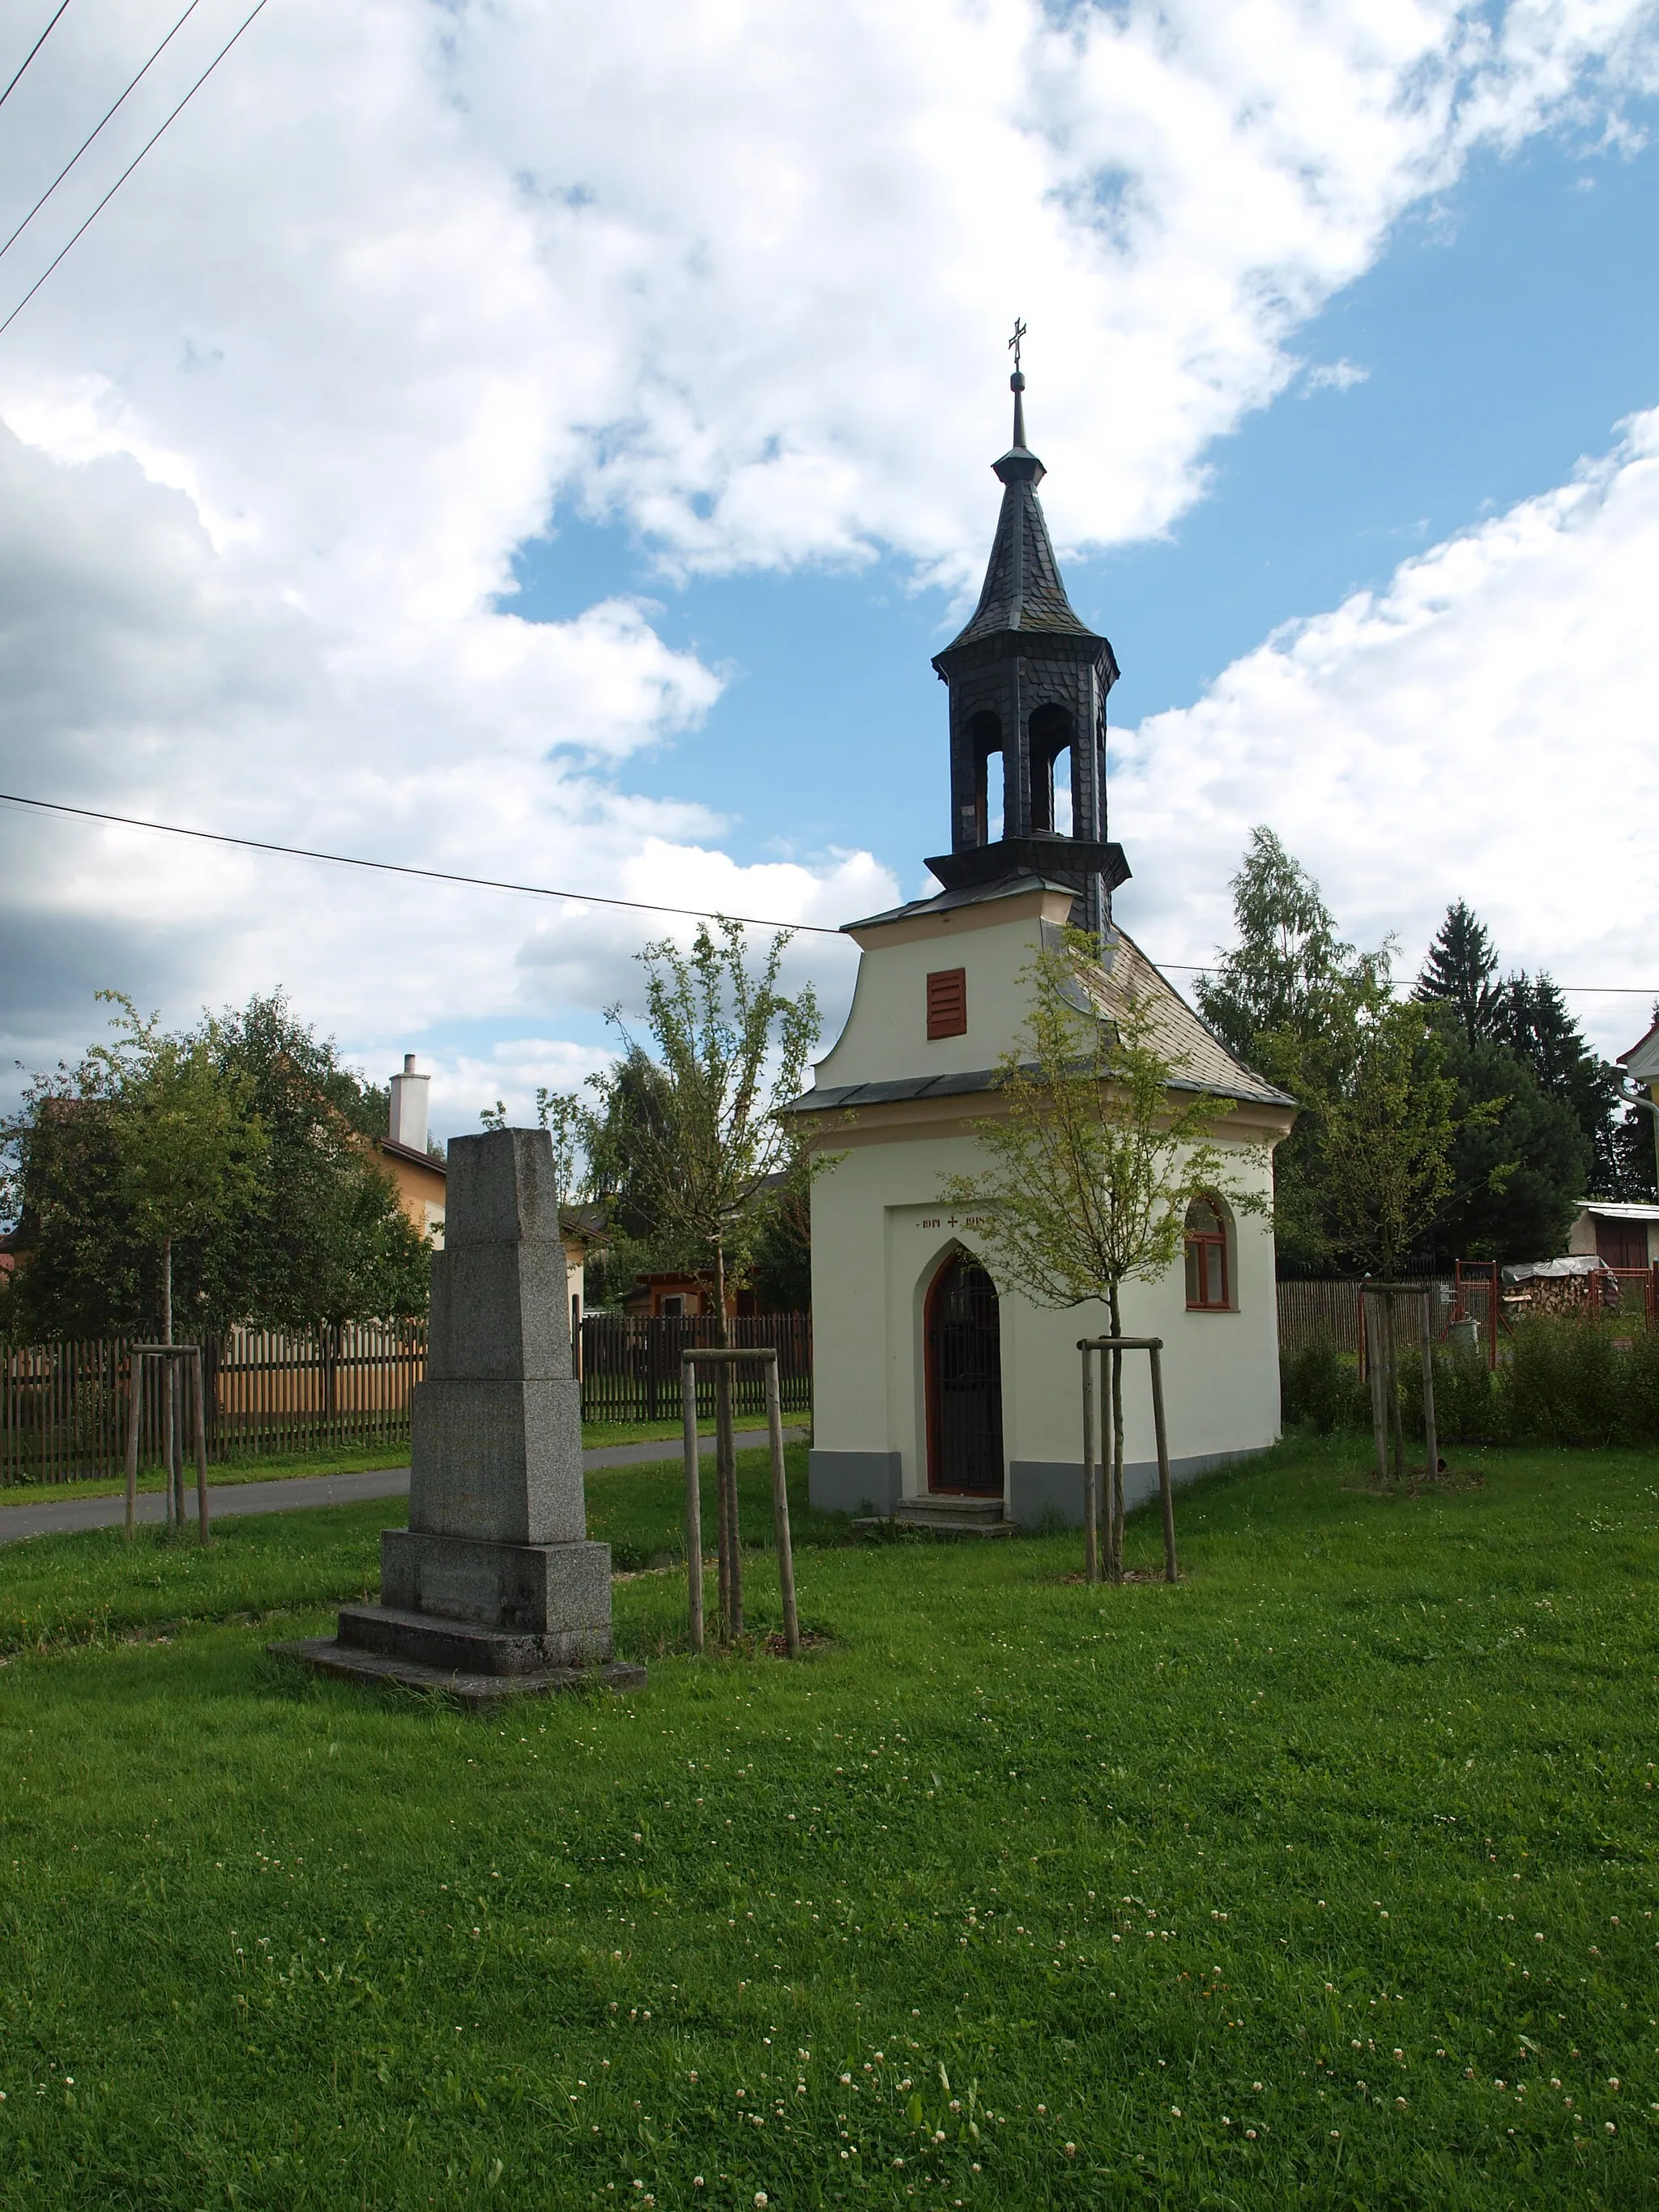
[810,1119,1281,1505]
[815,884,1066,1089]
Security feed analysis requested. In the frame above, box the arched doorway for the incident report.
[925,1253,1004,1493]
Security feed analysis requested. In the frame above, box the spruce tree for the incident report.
[1499,971,1618,1191]
[1417,901,1502,1044]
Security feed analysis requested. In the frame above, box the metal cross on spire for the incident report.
[1008,317,1026,372]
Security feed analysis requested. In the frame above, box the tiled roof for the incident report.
[1092,931,1295,1110]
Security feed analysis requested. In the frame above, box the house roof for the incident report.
[1618,1016,1659,1080]
[379,1135,446,1175]
[1574,1200,1659,1221]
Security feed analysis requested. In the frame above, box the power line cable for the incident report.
[0,0,72,115]
[0,789,847,936]
[0,0,204,266]
[0,0,269,339]
[2,787,1654,995]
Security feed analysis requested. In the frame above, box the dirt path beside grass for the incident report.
[0,1427,804,1544]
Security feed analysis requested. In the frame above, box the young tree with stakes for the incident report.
[940,927,1265,1585]
[99,997,263,1514]
[1316,991,1463,1481]
[582,920,819,1639]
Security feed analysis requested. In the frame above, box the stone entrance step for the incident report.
[856,1493,1014,1536]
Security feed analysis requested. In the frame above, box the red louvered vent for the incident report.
[926,967,967,1040]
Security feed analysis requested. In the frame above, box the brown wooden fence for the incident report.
[0,1322,427,1486]
[578,1312,812,1426]
[1276,1272,1500,1363]
[2,1312,813,1485]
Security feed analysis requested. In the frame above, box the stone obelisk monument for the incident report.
[275,1127,643,1705]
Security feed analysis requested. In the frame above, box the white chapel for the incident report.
[785,369,1295,1528]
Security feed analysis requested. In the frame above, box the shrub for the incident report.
[1282,1315,1659,1451]
[1501,1315,1623,1447]
[1417,1341,1495,1447]
[1280,1337,1367,1435]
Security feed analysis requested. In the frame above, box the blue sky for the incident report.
[4,0,1659,1130]
[498,112,1659,1072]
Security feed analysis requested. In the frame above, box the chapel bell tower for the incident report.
[927,355,1129,937]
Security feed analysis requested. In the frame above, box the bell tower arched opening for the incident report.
[1026,702,1073,836]
[962,709,1004,847]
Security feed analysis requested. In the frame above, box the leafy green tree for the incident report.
[941,927,1265,1584]
[1197,829,1386,1273]
[587,923,820,1323]
[1197,827,1361,1056]
[208,993,429,1332]
[1418,901,1503,1045]
[576,920,821,1632]
[1318,997,1459,1277]
[2,997,261,1340]
[2,991,429,1341]
[105,1001,266,1349]
[748,1162,812,1311]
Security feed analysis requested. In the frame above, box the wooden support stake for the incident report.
[1418,1289,1439,1479]
[191,1348,210,1544]
[124,1348,142,1540]
[1079,1343,1098,1586]
[1384,1293,1407,1483]
[1108,1344,1125,1583]
[681,1362,704,1655]
[1364,1294,1388,1485]
[764,1355,800,1658]
[717,1361,742,1639]
[1148,1340,1177,1583]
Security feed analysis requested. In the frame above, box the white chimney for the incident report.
[389,1053,430,1153]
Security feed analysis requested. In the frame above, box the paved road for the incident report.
[0,1428,804,1545]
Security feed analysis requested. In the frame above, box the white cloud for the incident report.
[0,0,1655,1112]
[1111,406,1659,1059]
[1304,359,1371,392]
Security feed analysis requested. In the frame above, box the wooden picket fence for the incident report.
[578,1312,813,1426]
[0,1322,426,1486]
[1,1312,813,1486]
[1276,1276,1499,1360]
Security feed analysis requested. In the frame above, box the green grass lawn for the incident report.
[2,1438,1657,2209]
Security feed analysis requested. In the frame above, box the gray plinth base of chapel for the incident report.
[271,1127,642,1709]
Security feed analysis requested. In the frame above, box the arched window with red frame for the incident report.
[1184,1196,1230,1311]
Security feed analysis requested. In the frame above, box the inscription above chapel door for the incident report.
[925,1254,1004,1494]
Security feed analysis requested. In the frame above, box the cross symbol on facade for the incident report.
[1008,318,1026,371]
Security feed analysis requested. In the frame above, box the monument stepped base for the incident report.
[270,1605,646,1709]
